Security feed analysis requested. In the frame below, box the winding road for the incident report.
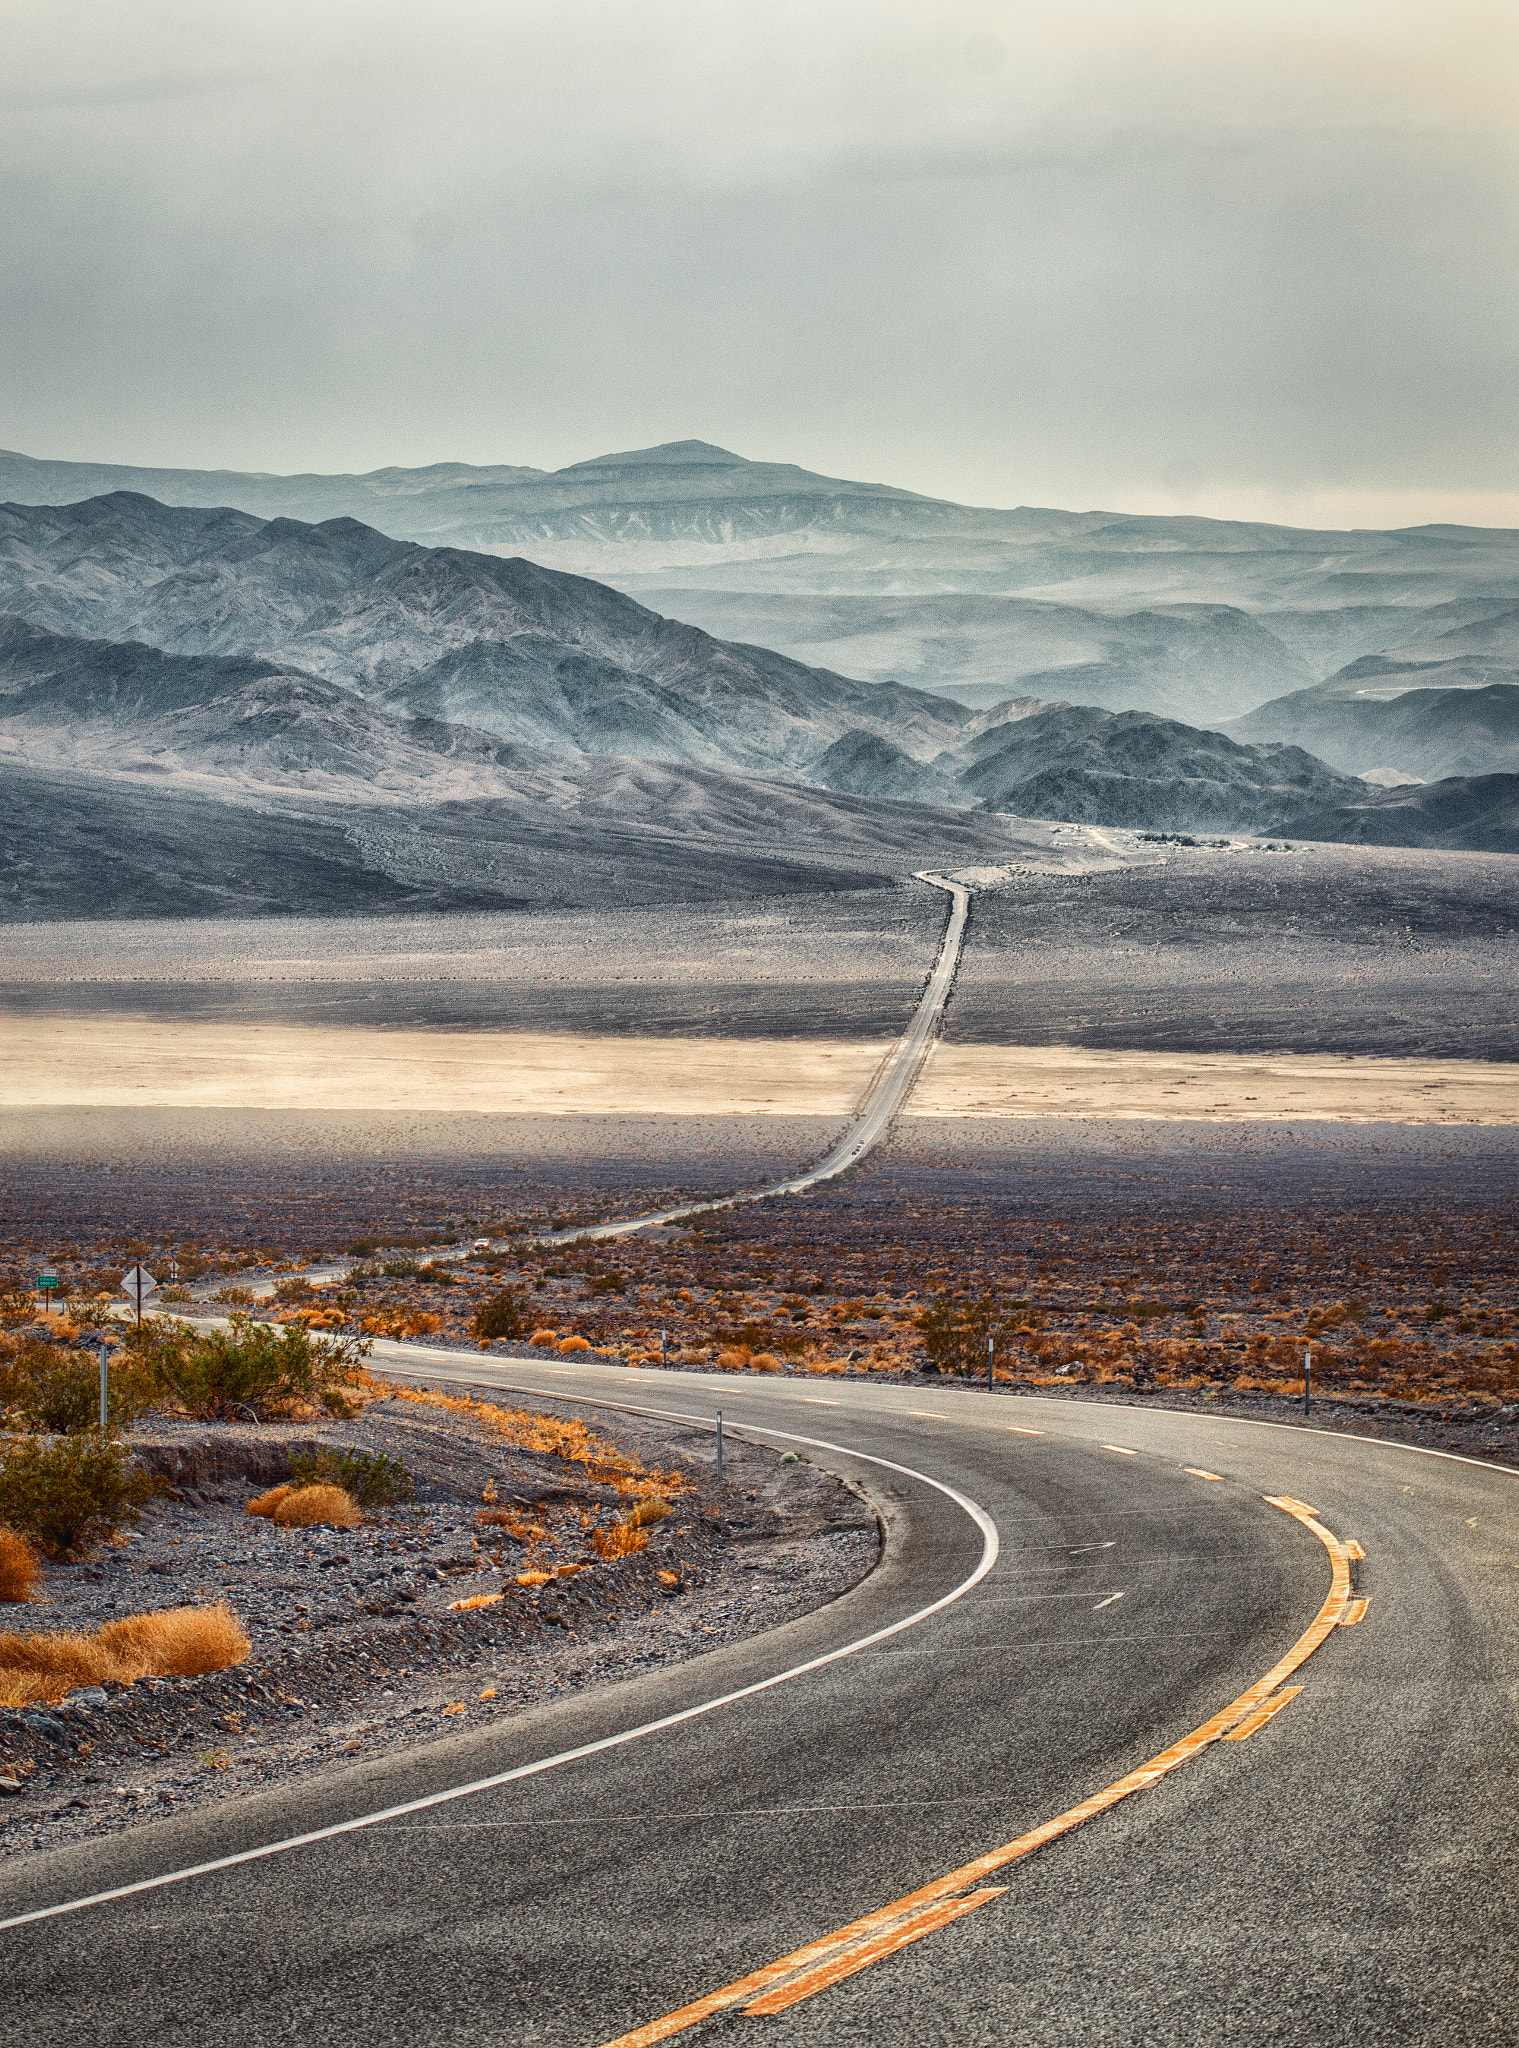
[3,1352,1514,2045]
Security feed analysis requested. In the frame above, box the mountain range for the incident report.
[2,464,1516,916]
[6,440,1516,733]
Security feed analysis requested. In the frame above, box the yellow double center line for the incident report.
[603,1495,1357,2045]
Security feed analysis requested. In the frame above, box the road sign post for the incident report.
[715,1409,724,1483]
[988,1334,995,1393]
[37,1269,59,1316]
[121,1265,158,1326]
[1304,1349,1312,1417]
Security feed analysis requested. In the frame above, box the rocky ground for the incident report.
[0,1386,880,1859]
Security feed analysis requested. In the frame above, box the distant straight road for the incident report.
[3,1351,1514,2046]
[562,871,970,1241]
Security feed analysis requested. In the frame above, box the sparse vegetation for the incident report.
[0,1602,249,1707]
[0,1435,159,1557]
[471,1287,529,1342]
[270,1484,361,1529]
[125,1314,370,1420]
[288,1446,414,1506]
[0,1528,38,1602]
[0,1338,155,1434]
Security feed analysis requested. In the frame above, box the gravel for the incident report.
[0,1388,879,1857]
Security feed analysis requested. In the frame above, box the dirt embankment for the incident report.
[0,1388,879,1859]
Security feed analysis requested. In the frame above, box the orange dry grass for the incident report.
[246,1485,292,1518]
[556,1335,592,1353]
[271,1485,361,1529]
[529,1328,558,1345]
[360,1309,442,1338]
[389,1385,687,1499]
[0,1528,38,1603]
[477,1508,546,1542]
[591,1523,649,1560]
[0,1602,249,1707]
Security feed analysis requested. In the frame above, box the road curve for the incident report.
[3,1351,1514,2047]
[556,871,969,1243]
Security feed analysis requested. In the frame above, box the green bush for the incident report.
[348,1258,420,1281]
[0,1340,156,1434]
[471,1287,529,1342]
[289,1446,414,1507]
[0,1435,158,1557]
[915,1292,1023,1375]
[125,1315,371,1421]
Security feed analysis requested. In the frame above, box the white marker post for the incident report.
[1304,1348,1312,1417]
[987,1333,995,1394]
[715,1410,724,1483]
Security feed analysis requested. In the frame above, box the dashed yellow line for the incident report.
[599,1498,1361,2044]
[1185,1468,1224,1481]
[1104,1444,1137,1456]
[1006,1426,1044,1436]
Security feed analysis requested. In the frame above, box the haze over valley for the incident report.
[3,445,1516,921]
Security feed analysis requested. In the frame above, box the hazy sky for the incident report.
[3,1,1515,527]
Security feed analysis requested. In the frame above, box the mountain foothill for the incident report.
[1,443,1515,916]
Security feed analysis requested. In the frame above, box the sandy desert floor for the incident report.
[6,1017,1517,1124]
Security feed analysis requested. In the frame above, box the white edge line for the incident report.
[371,1349,1517,1484]
[0,1423,998,1935]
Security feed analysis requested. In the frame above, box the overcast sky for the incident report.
[3,0,1514,527]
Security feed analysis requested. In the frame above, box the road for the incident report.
[3,1352,1514,2045]
[196,872,968,1303]
[549,871,969,1243]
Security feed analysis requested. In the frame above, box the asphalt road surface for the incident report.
[3,1352,1514,2046]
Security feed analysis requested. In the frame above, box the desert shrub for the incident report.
[529,1328,558,1346]
[627,1497,670,1529]
[271,1484,361,1529]
[358,1308,441,1338]
[915,1292,1018,1375]
[477,1507,546,1542]
[471,1288,529,1342]
[3,1340,155,1434]
[415,1263,456,1285]
[246,1485,292,1518]
[591,1523,649,1560]
[587,1270,627,1296]
[289,1446,413,1507]
[0,1436,158,1557]
[0,1528,38,1602]
[0,1602,248,1707]
[212,1286,256,1305]
[126,1314,370,1421]
[273,1277,314,1301]
[556,1335,592,1353]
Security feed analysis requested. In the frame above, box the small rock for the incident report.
[0,1778,25,1798]
[22,1711,72,1748]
